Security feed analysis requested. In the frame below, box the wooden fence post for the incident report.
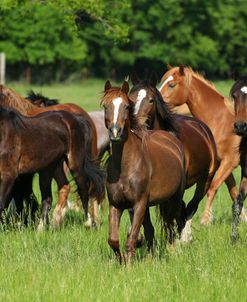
[0,53,6,85]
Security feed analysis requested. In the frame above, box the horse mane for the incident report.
[0,94,26,129]
[0,84,35,114]
[130,80,179,134]
[230,76,247,99]
[26,90,60,106]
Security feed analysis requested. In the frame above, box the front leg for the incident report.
[125,200,147,262]
[108,205,123,263]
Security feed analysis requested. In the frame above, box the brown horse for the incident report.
[159,65,244,225]
[230,76,247,241]
[102,80,186,263]
[0,85,100,228]
[0,97,104,230]
[129,77,218,240]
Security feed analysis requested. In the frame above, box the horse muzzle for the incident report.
[109,125,123,141]
[234,121,247,136]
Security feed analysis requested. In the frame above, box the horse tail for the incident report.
[84,154,105,202]
[75,115,105,202]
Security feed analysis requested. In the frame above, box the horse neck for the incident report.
[110,126,140,172]
[186,76,232,126]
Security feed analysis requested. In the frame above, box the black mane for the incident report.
[230,76,247,99]
[0,94,26,129]
[26,90,59,106]
[130,80,179,134]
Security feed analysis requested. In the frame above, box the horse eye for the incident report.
[169,82,176,88]
[149,99,154,104]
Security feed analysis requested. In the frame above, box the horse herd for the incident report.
[0,65,246,263]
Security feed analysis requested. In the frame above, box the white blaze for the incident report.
[134,89,147,115]
[113,97,123,124]
[241,86,247,94]
[159,75,174,91]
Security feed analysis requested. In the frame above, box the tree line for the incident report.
[0,0,246,83]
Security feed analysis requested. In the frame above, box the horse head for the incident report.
[159,65,191,106]
[230,76,247,136]
[101,80,132,141]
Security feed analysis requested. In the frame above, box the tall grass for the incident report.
[0,79,246,302]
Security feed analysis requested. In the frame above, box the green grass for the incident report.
[1,79,246,302]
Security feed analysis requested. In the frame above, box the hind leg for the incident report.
[52,163,70,229]
[200,159,237,225]
[37,171,53,231]
[142,208,155,252]
[0,177,15,221]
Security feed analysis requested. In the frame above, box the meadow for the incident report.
[0,79,247,302]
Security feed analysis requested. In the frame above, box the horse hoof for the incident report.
[240,207,247,222]
[200,212,213,226]
[84,219,99,229]
[180,219,193,243]
[37,220,45,232]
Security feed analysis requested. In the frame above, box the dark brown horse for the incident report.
[102,80,186,263]
[0,85,100,228]
[129,77,218,241]
[0,95,104,230]
[230,77,247,240]
[159,65,245,225]
[26,90,108,227]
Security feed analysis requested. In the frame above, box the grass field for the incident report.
[1,79,247,302]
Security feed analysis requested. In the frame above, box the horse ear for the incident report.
[130,72,140,85]
[179,64,185,76]
[121,80,129,94]
[149,72,158,87]
[166,63,173,70]
[104,80,111,92]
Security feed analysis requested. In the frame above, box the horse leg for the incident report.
[52,163,70,229]
[37,171,53,232]
[182,177,211,242]
[108,205,123,263]
[142,207,155,253]
[127,208,144,248]
[225,173,247,222]
[231,176,247,241]
[200,160,236,225]
[0,177,15,222]
[84,198,99,228]
[125,201,147,262]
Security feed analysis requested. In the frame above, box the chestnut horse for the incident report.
[159,65,244,225]
[0,85,100,228]
[0,98,104,229]
[230,77,247,241]
[102,80,186,263]
[129,78,218,240]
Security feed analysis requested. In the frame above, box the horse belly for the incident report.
[18,137,66,174]
[149,152,185,205]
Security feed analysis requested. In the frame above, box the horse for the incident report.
[129,77,218,241]
[102,80,186,263]
[0,85,100,228]
[159,65,244,225]
[230,76,247,241]
[0,96,105,230]
[26,90,109,227]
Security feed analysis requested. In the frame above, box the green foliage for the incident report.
[0,0,246,81]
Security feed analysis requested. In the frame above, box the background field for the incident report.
[0,79,246,302]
